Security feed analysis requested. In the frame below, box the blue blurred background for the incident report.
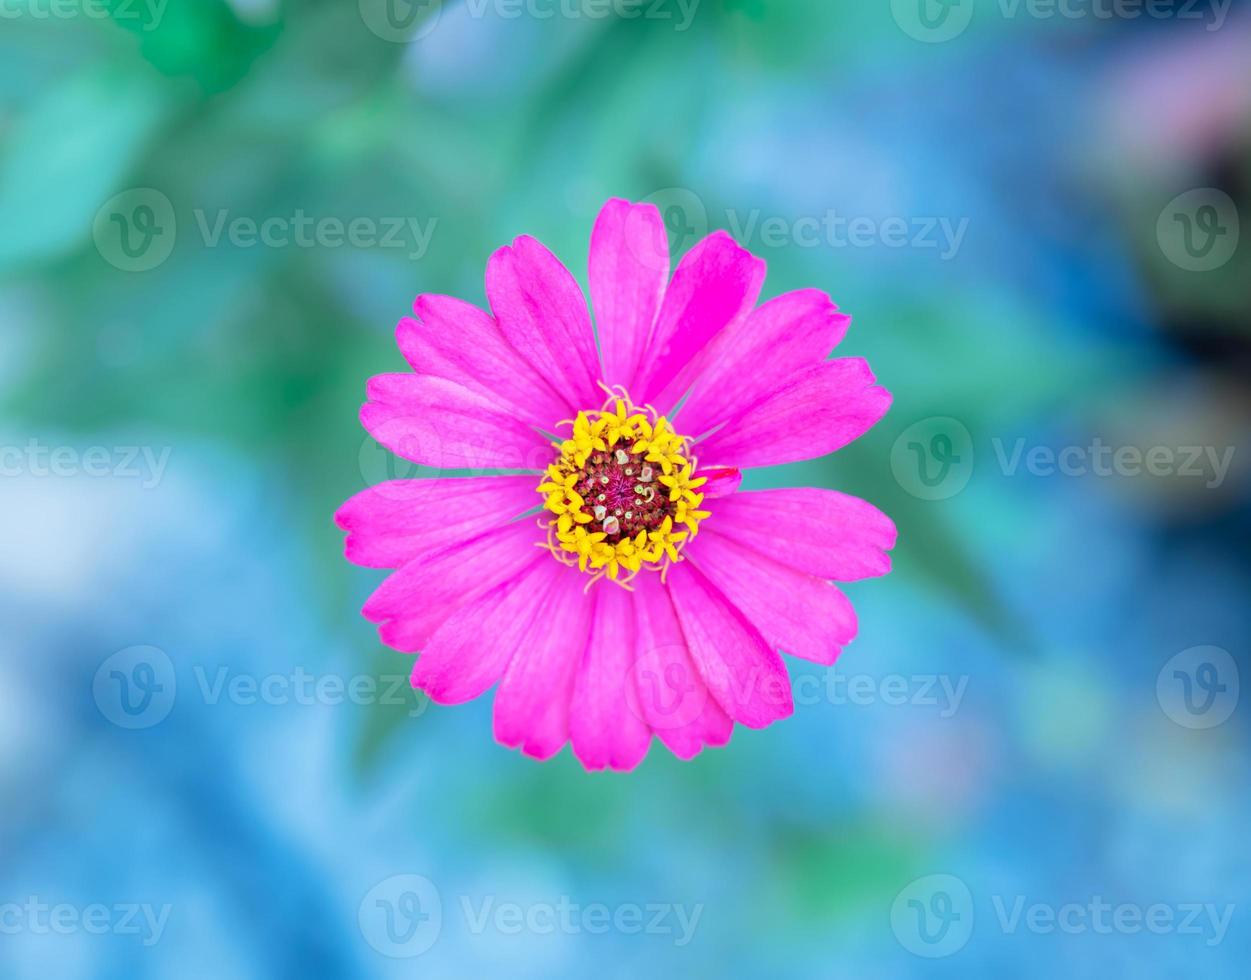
[2,0,1249,976]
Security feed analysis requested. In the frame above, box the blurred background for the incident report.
[2,0,1249,975]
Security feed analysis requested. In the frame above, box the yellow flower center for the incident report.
[537,391,711,585]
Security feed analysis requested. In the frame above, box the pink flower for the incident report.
[336,198,895,770]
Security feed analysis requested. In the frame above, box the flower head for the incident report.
[538,394,709,582]
[336,198,895,770]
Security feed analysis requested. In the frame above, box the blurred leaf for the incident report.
[107,0,282,93]
[0,66,169,272]
[767,824,922,922]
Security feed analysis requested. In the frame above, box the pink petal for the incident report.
[398,294,568,429]
[665,561,794,729]
[694,358,891,469]
[361,373,553,472]
[696,466,742,499]
[677,289,850,439]
[686,531,857,666]
[569,583,652,772]
[493,562,595,760]
[627,573,733,760]
[412,557,560,705]
[633,231,766,414]
[487,235,603,415]
[363,521,543,653]
[589,198,669,393]
[335,476,538,569]
[705,488,897,581]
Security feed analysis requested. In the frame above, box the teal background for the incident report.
[2,0,1249,976]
